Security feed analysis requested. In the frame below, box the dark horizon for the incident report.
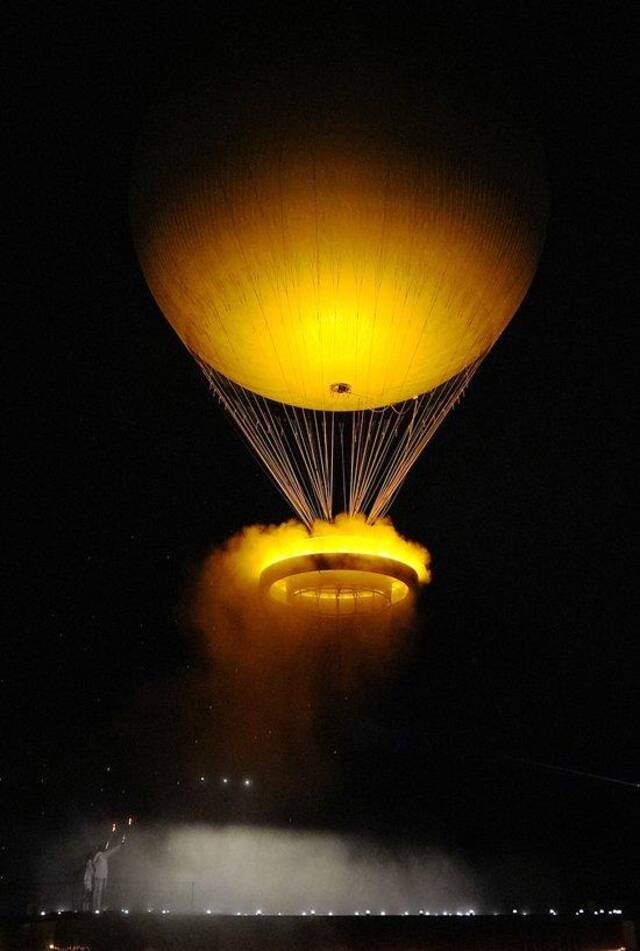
[5,0,636,912]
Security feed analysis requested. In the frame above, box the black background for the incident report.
[5,0,636,908]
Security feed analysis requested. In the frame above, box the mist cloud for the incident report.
[41,824,480,916]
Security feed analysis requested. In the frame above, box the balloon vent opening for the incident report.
[260,552,418,617]
[330,382,352,395]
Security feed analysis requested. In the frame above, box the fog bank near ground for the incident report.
[42,824,480,914]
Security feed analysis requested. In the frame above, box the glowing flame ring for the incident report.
[260,552,419,616]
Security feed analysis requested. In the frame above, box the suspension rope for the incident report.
[198,358,482,524]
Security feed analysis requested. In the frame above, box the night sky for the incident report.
[5,1,636,908]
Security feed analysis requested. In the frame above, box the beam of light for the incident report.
[506,756,639,789]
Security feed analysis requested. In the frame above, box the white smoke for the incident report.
[41,824,481,916]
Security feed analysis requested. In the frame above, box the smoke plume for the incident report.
[186,515,429,807]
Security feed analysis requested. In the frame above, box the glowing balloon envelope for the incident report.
[132,84,546,523]
[134,133,544,412]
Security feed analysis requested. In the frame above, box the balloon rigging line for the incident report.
[199,358,481,526]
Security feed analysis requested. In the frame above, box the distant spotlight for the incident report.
[40,911,45,917]
[206,909,212,915]
[328,911,334,916]
[222,777,229,785]
[355,911,360,916]
[366,909,371,915]
[236,912,242,916]
[549,908,557,916]
[513,909,518,914]
[404,911,410,916]
[380,910,386,916]
[243,778,252,787]
[200,776,205,782]
[121,908,129,915]
[255,909,262,916]
[94,910,100,915]
[310,909,316,915]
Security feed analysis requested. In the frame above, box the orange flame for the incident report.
[222,513,431,589]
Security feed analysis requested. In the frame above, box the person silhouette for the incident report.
[91,835,125,912]
[82,852,94,911]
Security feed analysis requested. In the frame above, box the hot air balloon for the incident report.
[131,74,546,614]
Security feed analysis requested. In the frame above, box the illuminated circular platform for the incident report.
[260,552,419,617]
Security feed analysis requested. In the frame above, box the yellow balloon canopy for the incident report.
[133,128,546,412]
